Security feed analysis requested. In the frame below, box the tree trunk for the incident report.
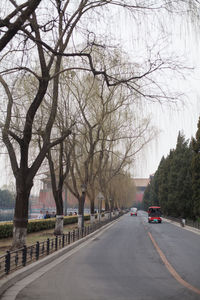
[54,189,64,235]
[78,194,85,229]
[78,197,81,214]
[11,181,32,250]
[105,199,109,211]
[78,215,82,228]
[54,215,64,235]
[90,214,95,224]
[90,199,95,215]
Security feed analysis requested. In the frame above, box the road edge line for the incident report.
[148,231,200,296]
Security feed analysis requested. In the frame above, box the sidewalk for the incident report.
[163,217,200,236]
[0,217,121,299]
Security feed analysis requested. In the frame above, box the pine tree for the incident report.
[143,183,151,211]
[167,132,192,218]
[191,117,200,219]
[158,154,172,215]
[143,131,193,218]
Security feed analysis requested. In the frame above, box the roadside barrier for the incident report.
[0,213,122,279]
[164,216,200,229]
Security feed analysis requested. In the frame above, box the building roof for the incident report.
[133,178,150,187]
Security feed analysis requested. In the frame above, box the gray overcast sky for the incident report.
[1,3,200,188]
[115,8,200,178]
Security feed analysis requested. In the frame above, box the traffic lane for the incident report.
[16,214,198,300]
[141,212,200,290]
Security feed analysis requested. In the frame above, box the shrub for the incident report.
[0,215,90,239]
[0,223,13,239]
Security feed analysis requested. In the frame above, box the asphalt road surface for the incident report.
[15,212,200,300]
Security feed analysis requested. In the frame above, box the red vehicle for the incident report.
[130,207,137,216]
[148,206,162,223]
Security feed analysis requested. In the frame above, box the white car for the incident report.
[130,207,137,216]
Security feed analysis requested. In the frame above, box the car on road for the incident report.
[148,206,162,223]
[130,207,137,216]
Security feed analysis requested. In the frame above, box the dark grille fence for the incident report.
[164,216,200,229]
[0,213,122,279]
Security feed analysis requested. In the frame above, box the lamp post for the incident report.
[81,183,87,231]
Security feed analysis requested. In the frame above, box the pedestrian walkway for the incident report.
[0,218,120,300]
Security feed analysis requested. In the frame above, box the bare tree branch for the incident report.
[0,0,42,52]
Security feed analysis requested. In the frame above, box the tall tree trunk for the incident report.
[90,199,95,223]
[11,179,32,250]
[90,199,95,215]
[105,199,109,211]
[78,194,85,229]
[54,189,64,235]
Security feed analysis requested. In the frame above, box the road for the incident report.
[12,212,200,299]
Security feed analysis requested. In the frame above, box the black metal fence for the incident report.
[164,215,200,229]
[0,214,121,279]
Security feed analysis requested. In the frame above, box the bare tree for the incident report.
[46,97,75,235]
[109,172,136,210]
[0,0,191,249]
[62,72,156,223]
[0,0,42,52]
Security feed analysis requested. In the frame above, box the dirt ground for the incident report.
[0,221,91,256]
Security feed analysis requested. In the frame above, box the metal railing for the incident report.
[0,213,121,279]
[164,215,200,229]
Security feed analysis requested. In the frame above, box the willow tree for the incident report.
[0,0,194,249]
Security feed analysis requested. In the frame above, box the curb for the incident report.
[0,218,120,298]
[163,217,200,235]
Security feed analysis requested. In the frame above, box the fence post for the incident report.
[62,234,65,247]
[55,236,58,251]
[47,238,50,255]
[36,241,40,260]
[5,250,10,275]
[68,231,70,244]
[22,245,27,266]
[73,230,75,242]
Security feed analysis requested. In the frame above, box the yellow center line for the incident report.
[148,231,200,295]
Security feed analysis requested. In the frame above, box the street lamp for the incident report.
[81,183,87,231]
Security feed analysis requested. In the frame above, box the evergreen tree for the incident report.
[167,132,192,218]
[158,154,171,215]
[143,132,193,218]
[149,172,159,206]
[191,117,200,219]
[143,156,167,211]
[143,183,151,211]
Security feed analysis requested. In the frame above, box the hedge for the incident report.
[0,215,90,239]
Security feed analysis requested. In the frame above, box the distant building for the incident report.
[31,175,79,214]
[133,178,150,204]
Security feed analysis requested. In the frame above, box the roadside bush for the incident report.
[0,223,13,239]
[0,215,90,239]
